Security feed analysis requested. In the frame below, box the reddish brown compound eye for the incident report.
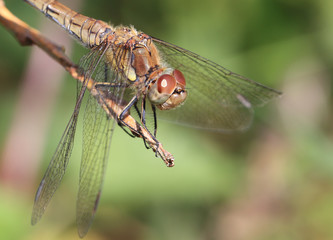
[157,74,177,94]
[173,69,186,86]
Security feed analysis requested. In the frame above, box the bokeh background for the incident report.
[1,0,333,239]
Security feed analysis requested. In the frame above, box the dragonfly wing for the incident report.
[76,93,115,238]
[30,41,111,225]
[153,38,281,131]
[31,93,81,225]
[75,42,128,237]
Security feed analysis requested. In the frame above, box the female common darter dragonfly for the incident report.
[25,0,281,237]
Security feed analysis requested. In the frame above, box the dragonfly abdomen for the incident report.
[25,0,113,48]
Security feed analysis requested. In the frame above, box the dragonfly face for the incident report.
[148,69,187,110]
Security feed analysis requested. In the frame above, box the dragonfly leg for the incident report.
[151,104,157,137]
[118,95,160,151]
[118,95,142,137]
[133,103,150,149]
[140,95,146,126]
[139,96,160,153]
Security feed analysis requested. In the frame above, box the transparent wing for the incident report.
[30,40,111,225]
[153,38,281,131]
[75,42,128,237]
[76,93,115,237]
[31,109,79,225]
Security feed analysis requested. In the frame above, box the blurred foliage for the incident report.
[1,0,333,239]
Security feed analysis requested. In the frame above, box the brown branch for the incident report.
[0,0,74,70]
[0,0,174,166]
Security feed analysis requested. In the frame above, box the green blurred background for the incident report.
[1,0,333,239]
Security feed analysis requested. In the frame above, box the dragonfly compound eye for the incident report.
[148,74,176,106]
[173,69,186,87]
[157,74,177,94]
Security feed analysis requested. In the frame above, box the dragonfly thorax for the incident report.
[131,43,160,77]
[105,29,162,83]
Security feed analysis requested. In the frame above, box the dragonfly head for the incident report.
[148,69,187,110]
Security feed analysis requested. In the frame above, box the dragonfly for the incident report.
[25,0,281,237]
